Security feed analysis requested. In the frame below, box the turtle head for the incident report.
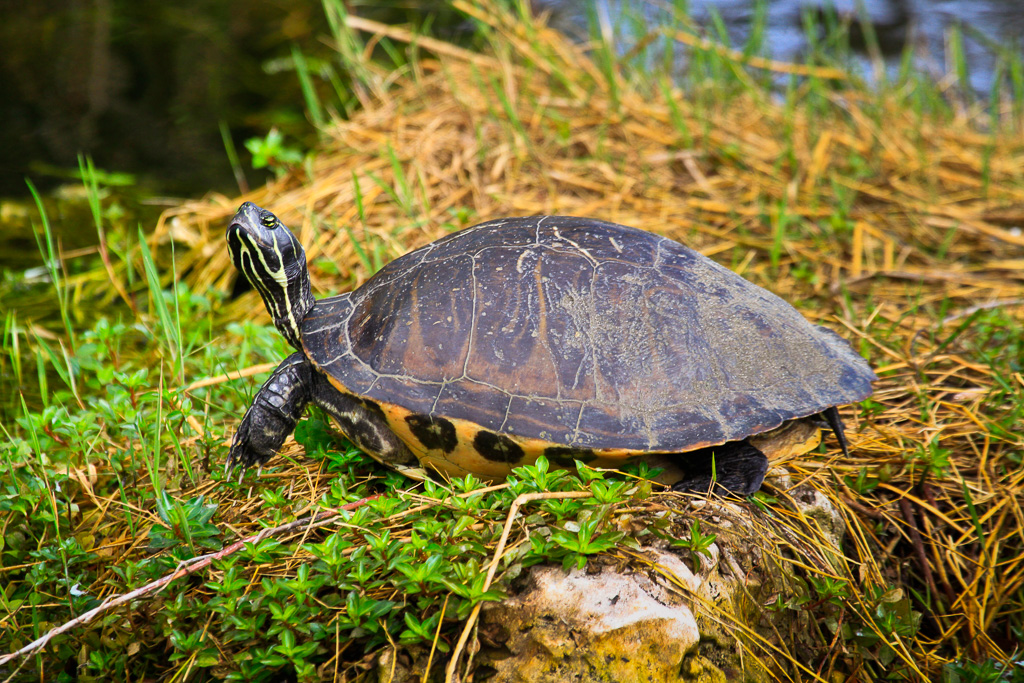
[227,202,315,350]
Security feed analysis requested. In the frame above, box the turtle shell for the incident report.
[301,216,875,479]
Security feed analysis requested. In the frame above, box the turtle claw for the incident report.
[226,437,272,475]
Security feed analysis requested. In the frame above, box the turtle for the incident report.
[225,202,876,495]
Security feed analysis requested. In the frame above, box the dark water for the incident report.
[535,0,1024,97]
[0,0,317,198]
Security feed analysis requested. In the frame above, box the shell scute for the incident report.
[352,253,475,380]
[367,374,436,413]
[502,396,580,444]
[432,380,511,430]
[548,218,660,268]
[427,219,539,262]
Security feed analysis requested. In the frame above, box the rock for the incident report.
[769,470,846,550]
[477,484,847,682]
[480,562,700,682]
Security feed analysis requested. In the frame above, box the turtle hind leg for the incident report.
[822,406,850,457]
[228,352,313,469]
[671,441,768,496]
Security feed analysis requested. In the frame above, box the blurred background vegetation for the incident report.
[2,0,1022,198]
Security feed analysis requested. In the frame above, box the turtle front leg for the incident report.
[672,441,768,496]
[229,352,314,469]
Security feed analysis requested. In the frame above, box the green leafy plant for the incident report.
[245,128,304,175]
[550,517,625,571]
[669,519,718,570]
[148,492,222,555]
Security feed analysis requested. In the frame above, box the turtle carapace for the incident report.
[226,203,876,495]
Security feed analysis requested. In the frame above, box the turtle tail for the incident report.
[822,406,850,458]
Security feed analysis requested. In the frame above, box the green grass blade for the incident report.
[220,121,249,194]
[26,180,76,352]
[292,44,326,133]
[138,227,184,382]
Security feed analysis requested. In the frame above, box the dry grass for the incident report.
[152,1,1024,678]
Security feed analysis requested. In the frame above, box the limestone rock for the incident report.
[475,485,846,682]
[769,469,847,549]
[479,563,700,682]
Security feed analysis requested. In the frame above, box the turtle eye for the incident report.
[261,214,277,228]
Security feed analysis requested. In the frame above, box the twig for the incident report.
[175,362,280,440]
[841,495,887,521]
[898,496,939,607]
[0,495,379,666]
[345,14,501,70]
[184,363,278,392]
[444,490,592,683]
[421,595,449,683]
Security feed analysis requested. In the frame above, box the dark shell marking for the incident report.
[543,446,597,467]
[405,414,458,453]
[302,215,876,477]
[473,431,526,464]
